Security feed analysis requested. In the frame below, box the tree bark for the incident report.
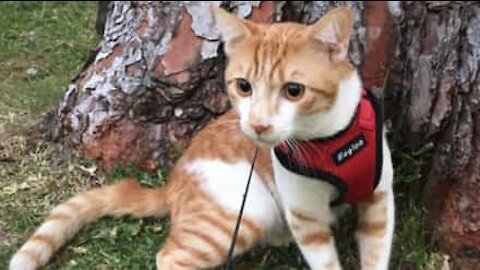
[52,1,391,171]
[385,2,480,269]
[49,1,480,268]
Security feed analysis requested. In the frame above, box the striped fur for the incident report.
[10,112,289,270]
[11,6,394,270]
[10,179,168,269]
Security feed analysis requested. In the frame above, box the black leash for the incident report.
[225,147,259,270]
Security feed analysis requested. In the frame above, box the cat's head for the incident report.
[212,6,356,147]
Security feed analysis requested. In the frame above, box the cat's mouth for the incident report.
[240,124,285,148]
[251,136,283,148]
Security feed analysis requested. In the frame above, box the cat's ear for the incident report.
[211,6,255,54]
[309,7,354,63]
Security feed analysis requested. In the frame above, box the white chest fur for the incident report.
[271,151,338,222]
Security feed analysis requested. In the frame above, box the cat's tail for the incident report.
[9,178,169,270]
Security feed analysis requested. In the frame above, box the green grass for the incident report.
[0,2,446,269]
[0,1,98,131]
[45,168,171,270]
[388,140,444,269]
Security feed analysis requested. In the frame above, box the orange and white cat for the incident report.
[10,6,394,270]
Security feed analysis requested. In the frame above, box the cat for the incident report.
[9,6,394,270]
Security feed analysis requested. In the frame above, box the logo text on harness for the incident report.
[333,134,366,165]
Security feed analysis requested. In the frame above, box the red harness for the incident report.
[274,89,383,205]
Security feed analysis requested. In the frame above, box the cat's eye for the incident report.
[236,78,253,97]
[283,82,305,101]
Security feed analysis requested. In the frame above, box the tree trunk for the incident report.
[49,1,480,268]
[52,1,392,171]
[385,2,480,269]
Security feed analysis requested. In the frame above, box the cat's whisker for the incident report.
[289,138,310,168]
[302,140,325,163]
[297,141,313,166]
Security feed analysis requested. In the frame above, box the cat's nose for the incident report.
[251,124,271,135]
